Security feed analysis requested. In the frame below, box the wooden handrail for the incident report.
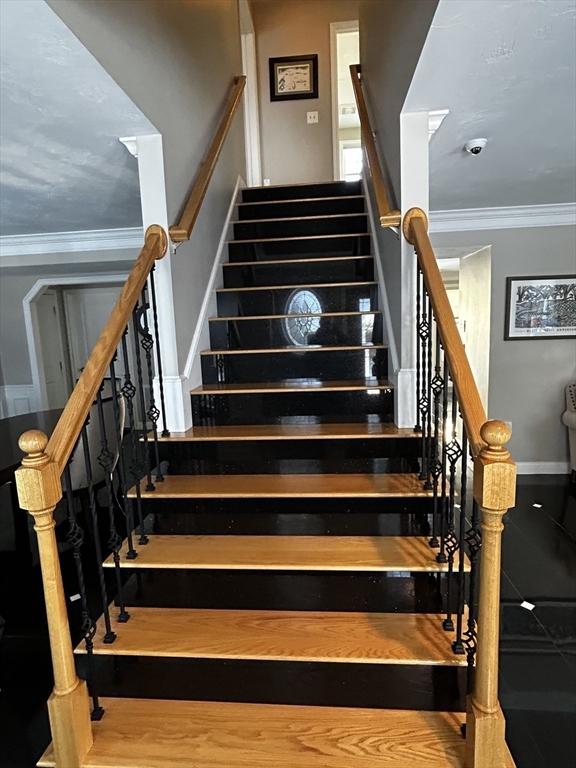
[46,224,168,474]
[403,208,487,458]
[170,75,247,242]
[349,64,401,228]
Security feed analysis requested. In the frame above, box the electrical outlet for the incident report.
[307,111,319,124]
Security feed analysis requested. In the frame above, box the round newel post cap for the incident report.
[402,207,429,245]
[480,420,512,463]
[19,429,48,457]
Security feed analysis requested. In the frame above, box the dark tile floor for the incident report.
[1,475,574,767]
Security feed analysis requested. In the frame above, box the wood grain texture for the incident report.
[349,65,400,228]
[80,607,466,666]
[170,76,246,242]
[127,473,430,499]
[217,280,376,293]
[155,423,417,441]
[38,698,487,768]
[190,379,393,395]
[222,255,373,268]
[200,344,386,356]
[105,534,470,572]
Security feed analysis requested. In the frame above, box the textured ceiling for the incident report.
[0,0,156,236]
[405,0,576,210]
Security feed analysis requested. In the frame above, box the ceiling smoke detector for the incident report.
[464,138,488,155]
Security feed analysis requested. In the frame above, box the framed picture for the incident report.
[269,54,318,101]
[504,275,576,339]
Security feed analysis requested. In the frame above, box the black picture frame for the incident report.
[504,274,576,340]
[269,54,319,101]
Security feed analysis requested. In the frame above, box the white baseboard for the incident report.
[394,368,416,428]
[516,461,570,475]
[0,384,37,418]
[153,375,189,434]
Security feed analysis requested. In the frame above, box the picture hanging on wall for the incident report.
[269,54,318,101]
[504,275,576,339]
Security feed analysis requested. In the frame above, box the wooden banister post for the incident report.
[466,420,516,768]
[15,430,92,767]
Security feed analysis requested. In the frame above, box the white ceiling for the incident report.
[0,0,156,236]
[405,0,576,210]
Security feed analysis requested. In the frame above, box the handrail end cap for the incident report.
[145,225,169,259]
[402,207,429,244]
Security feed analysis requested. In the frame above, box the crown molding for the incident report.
[0,226,144,267]
[429,202,576,233]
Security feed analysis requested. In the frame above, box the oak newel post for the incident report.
[466,420,516,768]
[16,430,93,767]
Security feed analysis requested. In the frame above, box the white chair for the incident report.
[562,383,576,482]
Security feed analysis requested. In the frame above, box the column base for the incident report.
[47,680,93,767]
[465,695,507,768]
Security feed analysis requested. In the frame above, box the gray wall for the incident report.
[47,0,247,372]
[252,0,359,184]
[432,225,576,465]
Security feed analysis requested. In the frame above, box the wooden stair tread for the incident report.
[190,378,393,394]
[233,212,366,224]
[156,423,417,441]
[105,535,470,572]
[222,254,373,267]
[229,232,368,244]
[128,473,430,499]
[80,607,466,666]
[217,280,376,292]
[200,344,386,356]
[39,698,503,768]
[238,193,365,204]
[210,310,381,321]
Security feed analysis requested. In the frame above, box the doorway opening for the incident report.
[330,20,360,181]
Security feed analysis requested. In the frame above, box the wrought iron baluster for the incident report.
[80,420,115,644]
[415,266,422,433]
[424,295,433,490]
[148,266,170,437]
[136,284,163,482]
[96,387,129,624]
[120,331,148,545]
[442,382,462,632]
[437,354,449,564]
[62,464,104,720]
[453,429,468,655]
[463,498,482,690]
[429,333,444,548]
[132,299,155,492]
[418,286,430,482]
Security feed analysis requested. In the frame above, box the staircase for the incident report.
[35,180,505,767]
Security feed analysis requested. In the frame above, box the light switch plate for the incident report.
[307,111,319,124]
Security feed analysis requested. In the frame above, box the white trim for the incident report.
[240,8,262,188]
[0,227,143,265]
[184,176,244,385]
[394,368,416,428]
[0,384,37,417]
[330,20,359,181]
[516,461,570,475]
[430,203,576,233]
[119,136,139,158]
[23,274,128,412]
[428,109,449,141]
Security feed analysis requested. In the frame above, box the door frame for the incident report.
[24,273,127,411]
[239,0,262,187]
[330,19,360,181]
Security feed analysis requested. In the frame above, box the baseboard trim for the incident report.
[516,461,570,475]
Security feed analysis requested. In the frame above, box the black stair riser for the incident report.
[222,257,375,288]
[228,234,371,261]
[190,388,394,425]
[238,196,365,221]
[233,215,368,241]
[156,437,421,475]
[209,313,381,349]
[142,500,435,530]
[242,181,362,203]
[217,283,378,317]
[82,656,467,712]
[115,570,457,613]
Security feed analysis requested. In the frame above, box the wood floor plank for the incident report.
[80,607,466,666]
[128,473,431,499]
[38,698,486,768]
[104,535,470,573]
[155,423,417,441]
[190,378,393,395]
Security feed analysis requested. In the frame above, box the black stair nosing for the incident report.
[222,255,374,268]
[237,194,365,207]
[228,232,370,245]
[217,280,377,293]
[209,310,383,322]
[200,344,387,356]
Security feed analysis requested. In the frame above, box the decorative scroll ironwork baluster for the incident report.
[463,498,481,689]
[148,266,170,437]
[62,464,104,720]
[442,384,462,632]
[415,267,422,433]
[132,300,155,492]
[417,288,430,482]
[429,333,444,548]
[424,296,433,490]
[80,421,115,644]
[453,429,468,655]
[120,331,147,545]
[136,284,164,483]
[437,355,449,564]
[96,387,129,624]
